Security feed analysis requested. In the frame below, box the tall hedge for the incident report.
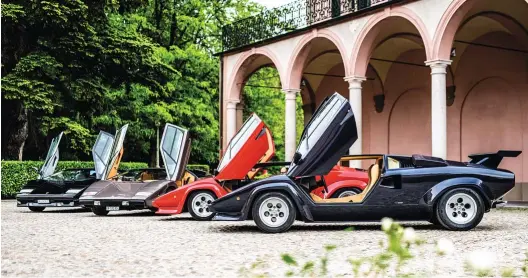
[1,161,210,198]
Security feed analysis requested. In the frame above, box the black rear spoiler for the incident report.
[468,150,522,168]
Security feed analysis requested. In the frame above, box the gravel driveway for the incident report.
[2,200,527,277]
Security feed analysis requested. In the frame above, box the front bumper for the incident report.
[79,198,148,211]
[155,207,181,215]
[16,194,79,207]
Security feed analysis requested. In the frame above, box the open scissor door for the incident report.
[160,123,190,181]
[92,131,115,179]
[39,132,63,179]
[103,124,129,180]
[215,114,275,181]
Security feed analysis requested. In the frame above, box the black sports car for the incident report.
[16,129,118,211]
[79,123,195,215]
[210,93,521,233]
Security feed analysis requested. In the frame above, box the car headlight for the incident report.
[19,189,34,194]
[66,189,82,194]
[135,192,151,197]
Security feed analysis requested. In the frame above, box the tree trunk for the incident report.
[2,101,28,160]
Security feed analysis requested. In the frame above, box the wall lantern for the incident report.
[446,86,456,106]
[451,47,456,58]
[373,94,385,113]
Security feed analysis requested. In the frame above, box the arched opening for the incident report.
[224,51,302,161]
[289,34,348,122]
[353,14,431,155]
[438,0,528,200]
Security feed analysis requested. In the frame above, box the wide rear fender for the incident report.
[325,179,367,197]
[423,177,492,210]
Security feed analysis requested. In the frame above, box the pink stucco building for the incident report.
[217,0,528,201]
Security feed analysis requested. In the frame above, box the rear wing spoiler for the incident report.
[468,150,522,169]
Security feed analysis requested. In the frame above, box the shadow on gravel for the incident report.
[19,208,91,213]
[89,211,157,217]
[158,216,194,221]
[210,222,497,233]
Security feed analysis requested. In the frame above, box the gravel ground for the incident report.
[2,200,527,277]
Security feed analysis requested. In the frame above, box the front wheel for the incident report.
[252,192,296,233]
[187,191,217,221]
[435,188,484,231]
[92,207,109,216]
[29,206,45,212]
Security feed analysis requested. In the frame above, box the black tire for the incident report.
[252,192,296,233]
[428,215,441,226]
[187,190,217,221]
[435,188,484,231]
[28,206,45,212]
[331,187,362,198]
[92,207,109,216]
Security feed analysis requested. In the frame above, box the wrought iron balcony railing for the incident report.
[221,0,395,52]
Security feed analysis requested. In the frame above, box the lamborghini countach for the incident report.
[16,129,122,211]
[79,123,198,215]
[209,93,520,233]
[152,113,369,220]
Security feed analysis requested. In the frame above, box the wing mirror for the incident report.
[293,152,303,165]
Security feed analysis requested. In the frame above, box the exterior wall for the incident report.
[220,0,528,200]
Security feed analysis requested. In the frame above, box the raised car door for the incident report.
[160,123,190,181]
[287,93,358,178]
[92,131,115,179]
[39,132,63,179]
[215,114,275,181]
[103,124,129,180]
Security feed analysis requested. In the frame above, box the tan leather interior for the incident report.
[310,162,381,203]
[175,171,196,187]
[106,148,124,180]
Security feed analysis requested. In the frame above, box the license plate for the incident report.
[37,199,50,204]
[106,206,120,211]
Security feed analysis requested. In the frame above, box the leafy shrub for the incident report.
[187,164,210,174]
[1,161,147,198]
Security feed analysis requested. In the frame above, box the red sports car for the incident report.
[152,114,367,220]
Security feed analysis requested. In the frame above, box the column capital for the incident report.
[425,59,452,73]
[282,88,301,100]
[225,99,240,109]
[343,76,367,89]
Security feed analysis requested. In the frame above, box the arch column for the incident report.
[283,89,300,161]
[344,76,366,168]
[226,100,240,144]
[425,59,452,159]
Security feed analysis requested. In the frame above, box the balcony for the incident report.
[221,0,399,53]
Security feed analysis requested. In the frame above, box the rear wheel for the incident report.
[92,207,109,216]
[187,191,216,221]
[28,206,45,212]
[252,192,296,233]
[331,187,362,198]
[435,188,484,231]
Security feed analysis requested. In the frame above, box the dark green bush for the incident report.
[187,164,210,174]
[1,161,147,198]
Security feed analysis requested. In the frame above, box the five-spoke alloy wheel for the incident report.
[435,188,484,231]
[187,191,217,221]
[252,192,296,233]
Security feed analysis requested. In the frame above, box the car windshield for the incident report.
[217,114,261,172]
[43,169,96,182]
